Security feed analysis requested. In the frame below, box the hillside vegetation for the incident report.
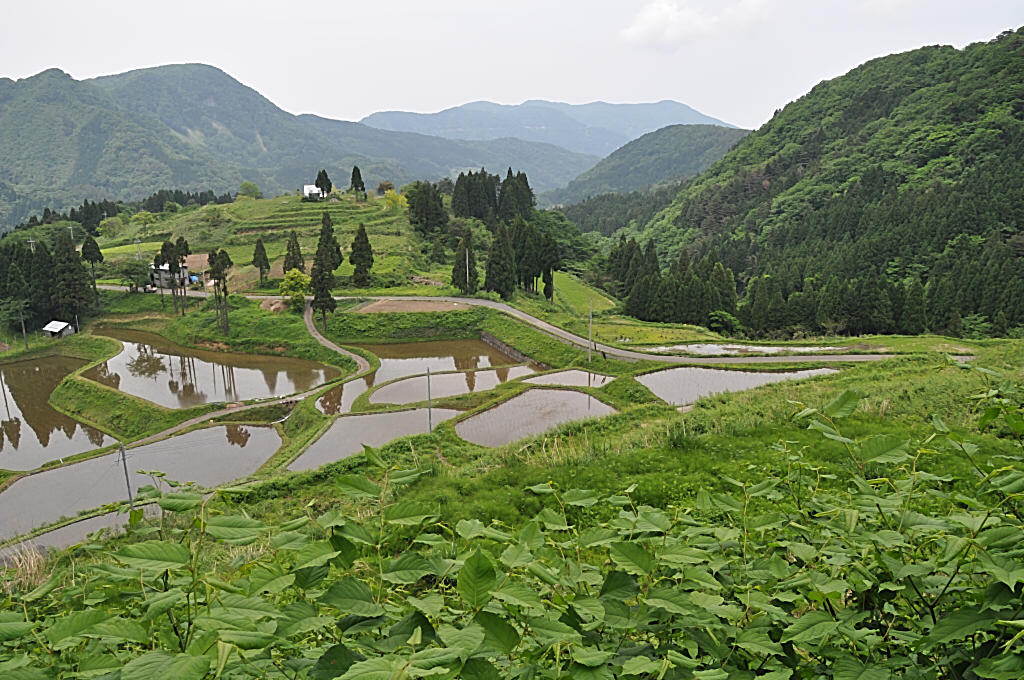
[620,28,1024,336]
[0,65,598,229]
[542,124,748,206]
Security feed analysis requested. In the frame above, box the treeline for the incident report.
[405,168,571,300]
[0,234,95,342]
[7,188,234,236]
[605,236,740,333]
[626,29,1024,338]
[561,181,685,236]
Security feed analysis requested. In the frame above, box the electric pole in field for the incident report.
[119,443,134,510]
[426,367,433,430]
[134,238,141,260]
[27,238,36,254]
[588,295,593,363]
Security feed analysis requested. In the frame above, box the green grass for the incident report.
[552,270,617,314]
[49,375,220,442]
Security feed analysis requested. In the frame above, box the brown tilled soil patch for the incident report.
[356,299,470,314]
[260,298,289,313]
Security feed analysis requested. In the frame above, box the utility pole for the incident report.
[465,247,470,290]
[27,238,35,254]
[68,225,75,241]
[426,367,432,430]
[74,313,80,333]
[588,295,593,363]
[134,238,141,260]
[119,443,134,510]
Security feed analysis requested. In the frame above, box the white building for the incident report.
[42,320,75,338]
[302,184,323,199]
[149,262,190,289]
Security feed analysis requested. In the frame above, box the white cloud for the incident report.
[621,0,768,50]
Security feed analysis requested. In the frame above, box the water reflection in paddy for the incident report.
[318,339,527,414]
[456,389,616,447]
[0,357,112,470]
[0,425,280,541]
[289,408,460,471]
[636,366,837,406]
[87,329,340,408]
[370,366,534,405]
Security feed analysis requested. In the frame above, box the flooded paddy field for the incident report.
[636,366,838,405]
[0,425,280,540]
[456,389,616,447]
[369,366,534,405]
[88,328,340,408]
[524,370,613,388]
[0,357,113,471]
[289,408,460,471]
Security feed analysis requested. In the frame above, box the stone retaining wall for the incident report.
[480,331,550,370]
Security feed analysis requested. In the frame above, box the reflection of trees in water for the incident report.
[453,355,481,373]
[126,344,166,378]
[319,386,342,415]
[284,368,314,394]
[464,370,476,393]
[225,425,251,448]
[1,419,21,450]
[262,369,279,395]
[88,362,121,390]
[86,425,106,447]
[495,366,510,383]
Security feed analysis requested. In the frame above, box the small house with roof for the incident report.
[149,262,190,289]
[42,320,75,338]
[303,184,323,199]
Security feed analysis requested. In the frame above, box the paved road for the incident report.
[98,285,902,365]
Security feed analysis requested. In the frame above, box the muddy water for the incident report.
[87,329,340,409]
[370,366,534,405]
[456,389,616,447]
[636,366,838,406]
[318,339,527,414]
[0,425,280,540]
[289,408,460,471]
[525,370,613,388]
[0,357,113,471]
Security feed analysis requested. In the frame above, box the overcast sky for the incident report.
[1,1,1021,130]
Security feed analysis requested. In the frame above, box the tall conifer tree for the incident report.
[349,223,374,287]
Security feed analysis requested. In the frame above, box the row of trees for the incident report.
[451,168,534,225]
[310,167,366,201]
[0,234,95,348]
[481,218,560,300]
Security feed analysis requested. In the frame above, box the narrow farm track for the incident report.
[97,285,903,365]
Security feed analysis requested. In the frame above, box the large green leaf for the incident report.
[45,609,112,645]
[921,606,997,647]
[858,435,911,464]
[645,586,692,615]
[292,541,342,570]
[321,578,385,617]
[113,540,189,571]
[382,552,433,584]
[337,475,381,500]
[205,515,267,545]
[219,629,278,650]
[475,611,521,653]
[526,615,582,645]
[156,492,204,512]
[121,651,210,680]
[823,390,862,419]
[609,541,655,575]
[384,501,436,526]
[337,655,408,680]
[831,655,891,680]
[311,644,360,679]
[780,611,838,645]
[458,549,496,609]
[0,620,34,642]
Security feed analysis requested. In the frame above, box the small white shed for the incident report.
[303,184,323,199]
[42,321,75,338]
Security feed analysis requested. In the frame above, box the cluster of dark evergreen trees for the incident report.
[0,234,95,346]
[9,188,233,236]
[452,168,534,224]
[605,237,739,332]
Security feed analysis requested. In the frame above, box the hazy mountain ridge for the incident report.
[542,124,749,206]
[361,99,734,156]
[0,65,599,229]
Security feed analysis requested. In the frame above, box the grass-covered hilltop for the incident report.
[0,24,1023,680]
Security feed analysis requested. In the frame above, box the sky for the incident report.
[1,0,1021,130]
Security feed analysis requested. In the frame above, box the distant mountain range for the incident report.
[541,124,749,206]
[0,65,600,229]
[362,100,735,157]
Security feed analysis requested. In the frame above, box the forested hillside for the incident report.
[625,27,1024,337]
[542,124,748,206]
[0,66,598,230]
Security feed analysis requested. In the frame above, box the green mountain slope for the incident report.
[636,27,1024,330]
[361,99,734,156]
[0,65,599,229]
[542,124,748,206]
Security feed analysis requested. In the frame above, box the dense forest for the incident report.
[542,124,747,206]
[561,181,686,237]
[591,28,1024,337]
